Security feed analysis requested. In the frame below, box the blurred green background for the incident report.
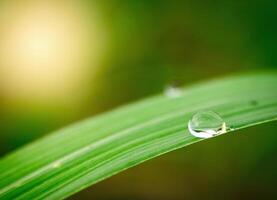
[0,0,276,199]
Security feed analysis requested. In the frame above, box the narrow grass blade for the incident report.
[0,72,277,199]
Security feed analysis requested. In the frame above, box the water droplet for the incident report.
[164,84,182,98]
[188,111,227,138]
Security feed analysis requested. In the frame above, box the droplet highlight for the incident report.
[164,85,182,98]
[188,111,227,138]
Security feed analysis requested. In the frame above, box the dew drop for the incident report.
[164,84,182,98]
[188,111,227,138]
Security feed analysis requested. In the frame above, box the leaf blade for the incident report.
[1,72,277,199]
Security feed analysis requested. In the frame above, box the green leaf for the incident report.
[1,72,277,199]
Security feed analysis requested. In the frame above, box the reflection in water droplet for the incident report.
[188,111,227,138]
[164,85,182,98]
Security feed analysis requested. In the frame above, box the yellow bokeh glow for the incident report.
[0,0,103,107]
